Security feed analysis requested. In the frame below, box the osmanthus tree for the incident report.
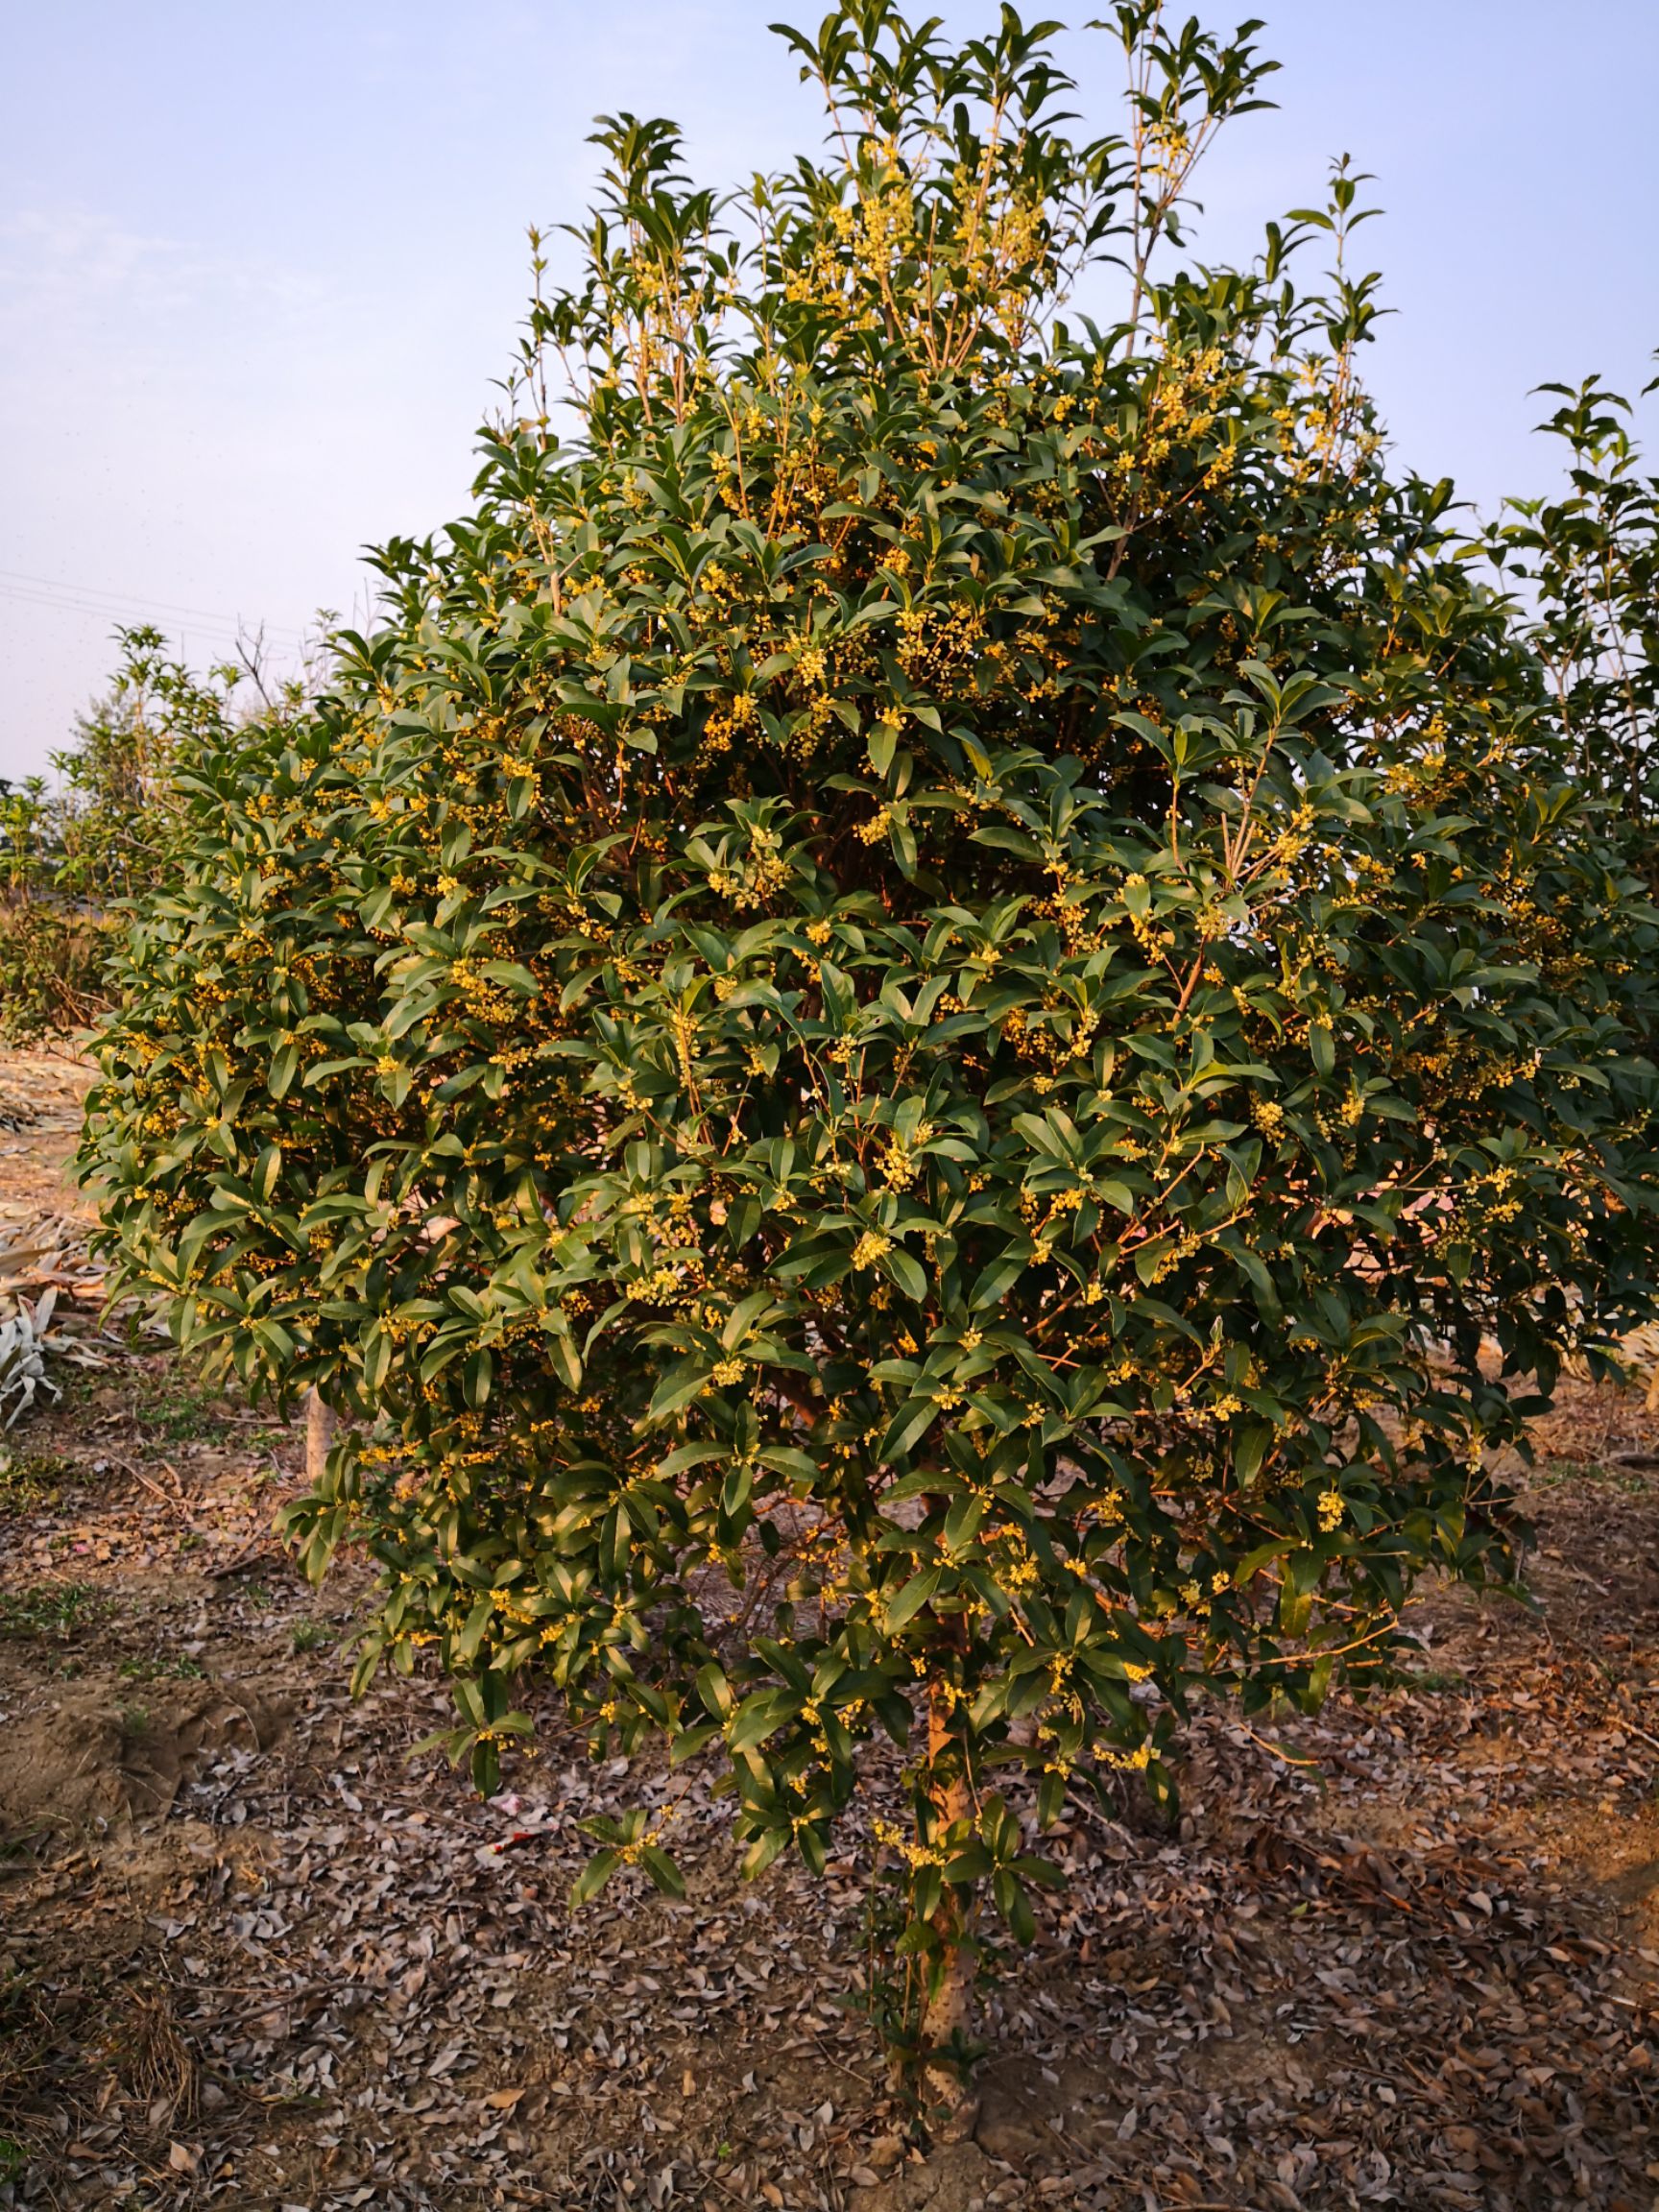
[1483,372,1658,868]
[84,0,1659,2108]
[1,629,238,1044]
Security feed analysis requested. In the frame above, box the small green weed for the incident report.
[290,1618,331,1654]
[1396,1666,1472,1694]
[38,1365,96,1413]
[147,1397,215,1441]
[132,1368,235,1444]
[118,1652,206,1683]
[0,1583,101,1642]
[1534,1456,1651,1497]
[0,1449,67,1517]
[263,2085,326,2111]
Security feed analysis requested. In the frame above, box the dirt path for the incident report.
[3,1051,1658,2210]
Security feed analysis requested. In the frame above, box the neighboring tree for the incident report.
[52,628,238,904]
[1,768,112,1044]
[83,1,1659,2115]
[0,629,252,1043]
[1484,372,1659,870]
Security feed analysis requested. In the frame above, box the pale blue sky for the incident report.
[2,1,1655,781]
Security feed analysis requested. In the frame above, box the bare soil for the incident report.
[3,1046,1658,2211]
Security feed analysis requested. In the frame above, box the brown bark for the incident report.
[920,1678,977,2128]
[304,1388,337,1488]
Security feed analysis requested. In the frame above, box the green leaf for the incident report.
[879,1396,940,1462]
[570,1848,623,1907]
[883,1566,942,1632]
[639,1846,685,1898]
[994,1869,1036,1942]
[878,1244,928,1302]
[268,1042,299,1099]
[740,1826,789,1881]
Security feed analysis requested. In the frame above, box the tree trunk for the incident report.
[304,1388,336,1487]
[920,1678,977,2129]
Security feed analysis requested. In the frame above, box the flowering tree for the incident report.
[1,628,288,1043]
[1484,372,1659,864]
[84,0,1659,2114]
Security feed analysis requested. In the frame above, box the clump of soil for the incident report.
[0,1676,290,1837]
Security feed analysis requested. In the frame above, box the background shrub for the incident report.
[1,628,301,1043]
[1483,373,1659,878]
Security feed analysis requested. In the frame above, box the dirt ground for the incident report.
[3,1045,1659,2212]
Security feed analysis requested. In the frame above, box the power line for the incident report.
[0,565,308,641]
[0,589,287,667]
[0,563,309,634]
[0,582,252,639]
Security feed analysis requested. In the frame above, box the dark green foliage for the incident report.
[1484,371,1659,866]
[1,774,101,1043]
[1,630,238,1041]
[0,895,115,1046]
[80,0,1659,2078]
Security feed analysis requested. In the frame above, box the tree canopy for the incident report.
[83,0,1659,2092]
